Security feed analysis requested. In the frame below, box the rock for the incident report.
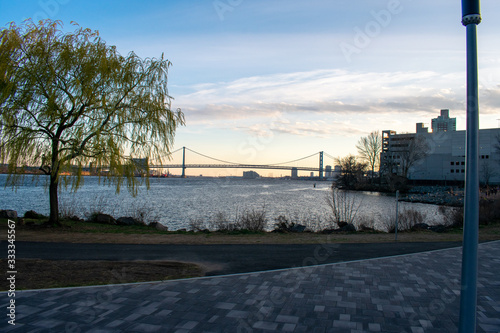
[290,224,306,233]
[341,223,356,232]
[117,216,143,226]
[149,222,168,231]
[337,221,348,228]
[0,210,18,220]
[411,223,430,231]
[94,213,116,225]
[429,225,448,233]
[24,210,45,219]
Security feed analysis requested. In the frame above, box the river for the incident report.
[0,175,451,231]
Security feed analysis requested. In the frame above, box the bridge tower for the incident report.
[181,147,186,178]
[319,151,324,179]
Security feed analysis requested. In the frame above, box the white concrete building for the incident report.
[381,110,500,185]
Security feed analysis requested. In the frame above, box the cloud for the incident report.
[173,68,500,139]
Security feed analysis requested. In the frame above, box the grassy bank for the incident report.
[1,217,500,244]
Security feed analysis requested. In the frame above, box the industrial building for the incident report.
[380,110,500,185]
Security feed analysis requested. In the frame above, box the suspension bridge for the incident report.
[149,147,337,178]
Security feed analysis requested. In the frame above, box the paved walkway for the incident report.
[2,241,500,332]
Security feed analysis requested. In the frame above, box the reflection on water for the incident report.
[0,175,450,231]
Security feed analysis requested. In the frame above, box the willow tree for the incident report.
[0,20,185,225]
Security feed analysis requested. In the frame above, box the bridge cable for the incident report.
[266,152,320,166]
[323,152,337,161]
[168,147,184,155]
[185,148,241,165]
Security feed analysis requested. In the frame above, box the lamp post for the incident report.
[459,1,481,332]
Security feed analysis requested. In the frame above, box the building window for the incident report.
[461,169,465,173]
[451,162,454,165]
[456,169,460,173]
[451,169,454,173]
[461,162,465,165]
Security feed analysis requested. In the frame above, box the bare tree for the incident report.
[480,160,496,186]
[356,131,381,183]
[335,155,367,189]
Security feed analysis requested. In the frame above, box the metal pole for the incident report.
[181,147,186,178]
[395,190,399,241]
[459,1,481,332]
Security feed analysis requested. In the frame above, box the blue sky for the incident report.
[1,0,500,176]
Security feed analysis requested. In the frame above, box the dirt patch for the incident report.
[0,259,204,290]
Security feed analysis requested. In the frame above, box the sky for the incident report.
[1,0,500,177]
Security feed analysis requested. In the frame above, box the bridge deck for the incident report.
[149,164,320,172]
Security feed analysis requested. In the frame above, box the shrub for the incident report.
[59,196,82,220]
[126,201,161,225]
[237,209,267,232]
[439,205,463,227]
[397,208,426,231]
[355,215,375,231]
[382,207,427,233]
[189,218,207,232]
[209,211,238,232]
[479,196,500,225]
[274,215,295,233]
[326,187,362,228]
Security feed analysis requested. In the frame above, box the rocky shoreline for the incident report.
[399,186,464,207]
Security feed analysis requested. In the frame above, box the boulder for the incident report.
[117,216,142,226]
[429,225,447,233]
[94,213,116,225]
[321,228,339,234]
[341,223,356,232]
[24,210,45,219]
[0,210,18,220]
[411,223,430,231]
[290,224,306,233]
[337,221,348,228]
[149,222,168,231]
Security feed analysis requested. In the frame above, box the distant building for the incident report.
[243,170,260,179]
[416,123,429,133]
[431,109,456,133]
[381,110,500,184]
[291,167,298,179]
[325,165,332,178]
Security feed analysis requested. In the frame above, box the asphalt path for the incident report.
[2,241,463,276]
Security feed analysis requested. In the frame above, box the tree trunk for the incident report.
[48,172,61,226]
[47,138,61,226]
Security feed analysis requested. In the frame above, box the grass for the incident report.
[2,217,500,245]
[0,259,204,290]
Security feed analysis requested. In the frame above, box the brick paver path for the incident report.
[2,241,499,332]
